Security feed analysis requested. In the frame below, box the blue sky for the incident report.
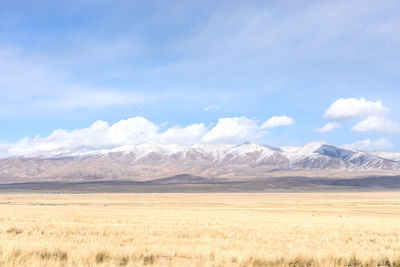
[0,0,400,154]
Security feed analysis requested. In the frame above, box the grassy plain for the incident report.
[0,193,400,266]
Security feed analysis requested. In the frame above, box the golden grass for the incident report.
[1,192,400,266]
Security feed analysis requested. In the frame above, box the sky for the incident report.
[0,0,400,156]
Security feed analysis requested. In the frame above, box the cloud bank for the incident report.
[352,116,400,134]
[324,97,388,121]
[319,97,400,134]
[0,115,294,156]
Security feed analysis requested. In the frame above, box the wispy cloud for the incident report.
[203,105,222,112]
[315,122,340,133]
[260,116,294,129]
[36,89,152,109]
[3,0,400,115]
[341,138,393,152]
[352,116,400,134]
[174,0,400,67]
[1,0,400,150]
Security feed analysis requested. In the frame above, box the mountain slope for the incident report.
[0,142,399,183]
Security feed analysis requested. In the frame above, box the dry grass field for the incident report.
[1,193,400,266]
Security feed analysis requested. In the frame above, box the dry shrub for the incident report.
[95,251,109,263]
[119,255,129,266]
[143,255,155,265]
[6,227,23,235]
[348,254,362,266]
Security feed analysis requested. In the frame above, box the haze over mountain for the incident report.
[1,141,399,184]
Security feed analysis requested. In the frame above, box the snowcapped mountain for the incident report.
[371,151,400,162]
[0,142,399,183]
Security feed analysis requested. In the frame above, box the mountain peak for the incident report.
[314,144,356,160]
[1,141,400,183]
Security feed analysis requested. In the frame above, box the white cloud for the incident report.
[315,122,340,133]
[3,116,272,156]
[7,117,160,155]
[260,115,294,129]
[324,97,388,121]
[341,138,393,152]
[158,123,207,145]
[320,97,399,134]
[352,116,400,134]
[202,117,262,144]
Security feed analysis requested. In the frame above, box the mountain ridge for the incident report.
[0,142,399,183]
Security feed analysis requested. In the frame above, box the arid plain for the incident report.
[1,193,400,266]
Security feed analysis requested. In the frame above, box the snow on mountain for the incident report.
[14,141,400,168]
[372,152,400,162]
[1,141,399,183]
[230,142,275,159]
[110,142,186,158]
[281,142,327,162]
[190,142,235,159]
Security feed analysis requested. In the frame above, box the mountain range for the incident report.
[1,142,400,183]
